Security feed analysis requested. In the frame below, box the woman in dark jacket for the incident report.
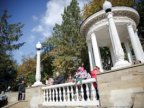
[18,80,26,100]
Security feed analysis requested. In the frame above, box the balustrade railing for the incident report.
[42,78,99,107]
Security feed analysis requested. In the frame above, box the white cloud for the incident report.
[32,0,90,38]
[42,0,71,27]
[32,25,43,32]
[28,35,36,43]
[32,15,38,21]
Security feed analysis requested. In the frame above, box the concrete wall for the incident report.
[5,86,44,108]
[97,64,144,107]
[26,86,44,108]
[6,92,18,105]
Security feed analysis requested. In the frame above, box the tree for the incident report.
[135,0,144,48]
[0,10,24,91]
[83,0,134,19]
[17,56,36,86]
[0,10,24,52]
[43,0,89,76]
[41,51,54,82]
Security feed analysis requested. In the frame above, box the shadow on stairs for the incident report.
[3,101,28,108]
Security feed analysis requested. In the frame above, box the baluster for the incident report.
[71,86,74,101]
[48,89,50,102]
[80,84,84,101]
[46,89,48,102]
[67,86,70,101]
[48,89,49,102]
[91,83,96,101]
[58,88,62,102]
[44,89,46,103]
[65,87,68,101]
[55,88,58,102]
[75,85,79,101]
[63,87,66,102]
[45,90,47,102]
[86,83,90,101]
[49,89,52,102]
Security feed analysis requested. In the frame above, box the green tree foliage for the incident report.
[43,0,89,76]
[135,0,144,48]
[41,50,54,82]
[83,0,134,19]
[100,47,112,70]
[0,10,24,91]
[17,56,36,86]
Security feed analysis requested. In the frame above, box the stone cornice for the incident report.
[80,6,139,37]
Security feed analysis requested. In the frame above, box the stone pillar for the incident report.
[87,41,95,71]
[107,12,130,69]
[108,25,116,65]
[109,46,115,65]
[124,42,133,64]
[127,24,144,63]
[91,32,103,72]
[32,42,43,87]
[135,30,144,61]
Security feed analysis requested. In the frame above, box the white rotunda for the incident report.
[80,0,144,72]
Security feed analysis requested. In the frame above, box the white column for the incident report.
[108,25,116,66]
[109,46,115,65]
[124,42,133,64]
[87,41,95,71]
[107,12,130,69]
[127,24,144,63]
[135,30,144,62]
[32,42,43,87]
[91,32,103,72]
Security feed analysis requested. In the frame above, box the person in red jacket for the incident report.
[91,66,100,100]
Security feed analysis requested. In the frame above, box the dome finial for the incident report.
[36,41,42,49]
[103,0,112,13]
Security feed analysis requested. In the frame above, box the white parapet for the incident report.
[42,78,99,107]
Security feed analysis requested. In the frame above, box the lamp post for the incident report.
[103,0,130,69]
[32,42,43,87]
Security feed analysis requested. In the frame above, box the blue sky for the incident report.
[0,0,89,64]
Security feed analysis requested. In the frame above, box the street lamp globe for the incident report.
[103,0,112,13]
[36,42,42,50]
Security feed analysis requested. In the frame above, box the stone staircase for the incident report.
[3,101,28,108]
[4,102,99,108]
[39,105,99,108]
[3,92,144,108]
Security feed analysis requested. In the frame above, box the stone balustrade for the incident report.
[42,78,99,107]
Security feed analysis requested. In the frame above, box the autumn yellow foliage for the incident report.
[83,0,134,19]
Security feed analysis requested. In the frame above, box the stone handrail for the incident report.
[42,78,99,107]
